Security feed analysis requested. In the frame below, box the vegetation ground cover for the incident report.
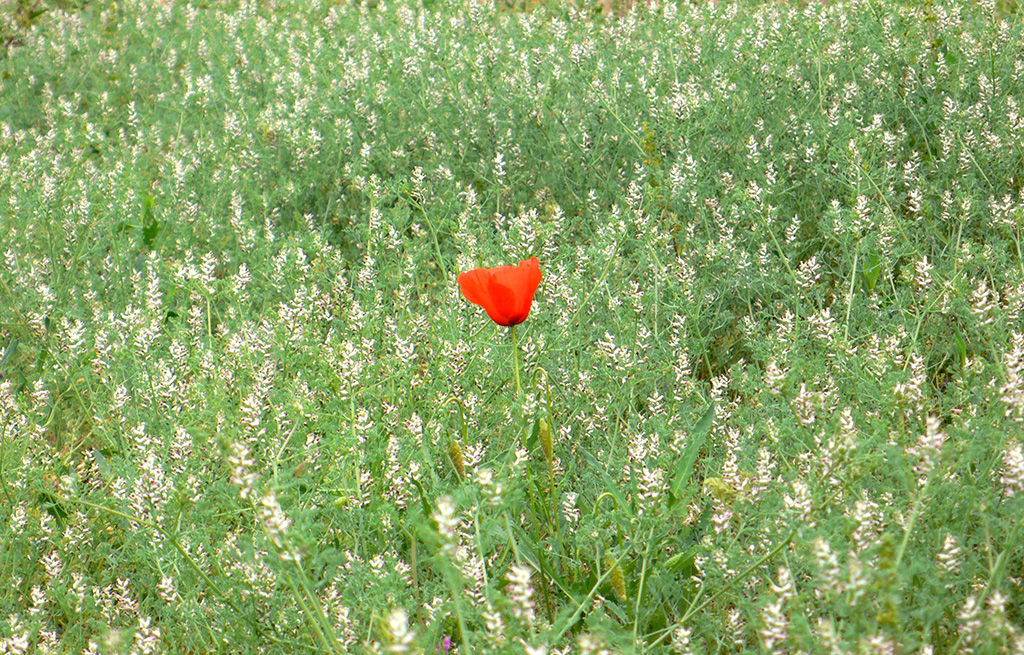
[1,0,1023,652]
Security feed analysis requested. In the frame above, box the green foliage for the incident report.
[1,0,1023,652]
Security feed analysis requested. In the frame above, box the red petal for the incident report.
[457,268,493,307]
[458,257,542,327]
[485,278,518,326]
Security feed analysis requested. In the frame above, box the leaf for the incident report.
[0,338,18,377]
[507,522,578,604]
[662,546,697,574]
[36,489,69,527]
[603,597,629,622]
[92,448,113,477]
[409,476,434,518]
[862,252,882,292]
[954,329,967,367]
[669,402,715,505]
[141,194,159,250]
[527,418,541,451]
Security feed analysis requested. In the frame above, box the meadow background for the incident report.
[1,0,1024,652]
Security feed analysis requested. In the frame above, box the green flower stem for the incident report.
[511,323,523,399]
[509,324,555,624]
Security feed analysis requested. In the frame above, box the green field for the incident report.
[1,0,1023,652]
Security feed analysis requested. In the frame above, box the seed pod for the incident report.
[448,441,466,479]
[605,555,627,602]
[538,418,553,464]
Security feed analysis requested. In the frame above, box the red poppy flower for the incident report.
[458,257,542,327]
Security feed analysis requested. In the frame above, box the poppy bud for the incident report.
[448,441,466,479]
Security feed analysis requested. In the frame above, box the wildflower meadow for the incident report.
[1,0,1023,652]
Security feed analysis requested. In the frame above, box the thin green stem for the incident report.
[647,531,796,649]
[948,513,1024,653]
[549,549,630,644]
[291,557,343,653]
[844,249,859,342]
[283,570,337,654]
[631,527,656,643]
[892,488,927,571]
[533,369,560,540]
[58,495,278,643]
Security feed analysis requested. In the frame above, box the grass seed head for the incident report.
[605,555,627,603]
[448,440,466,479]
[539,418,553,464]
